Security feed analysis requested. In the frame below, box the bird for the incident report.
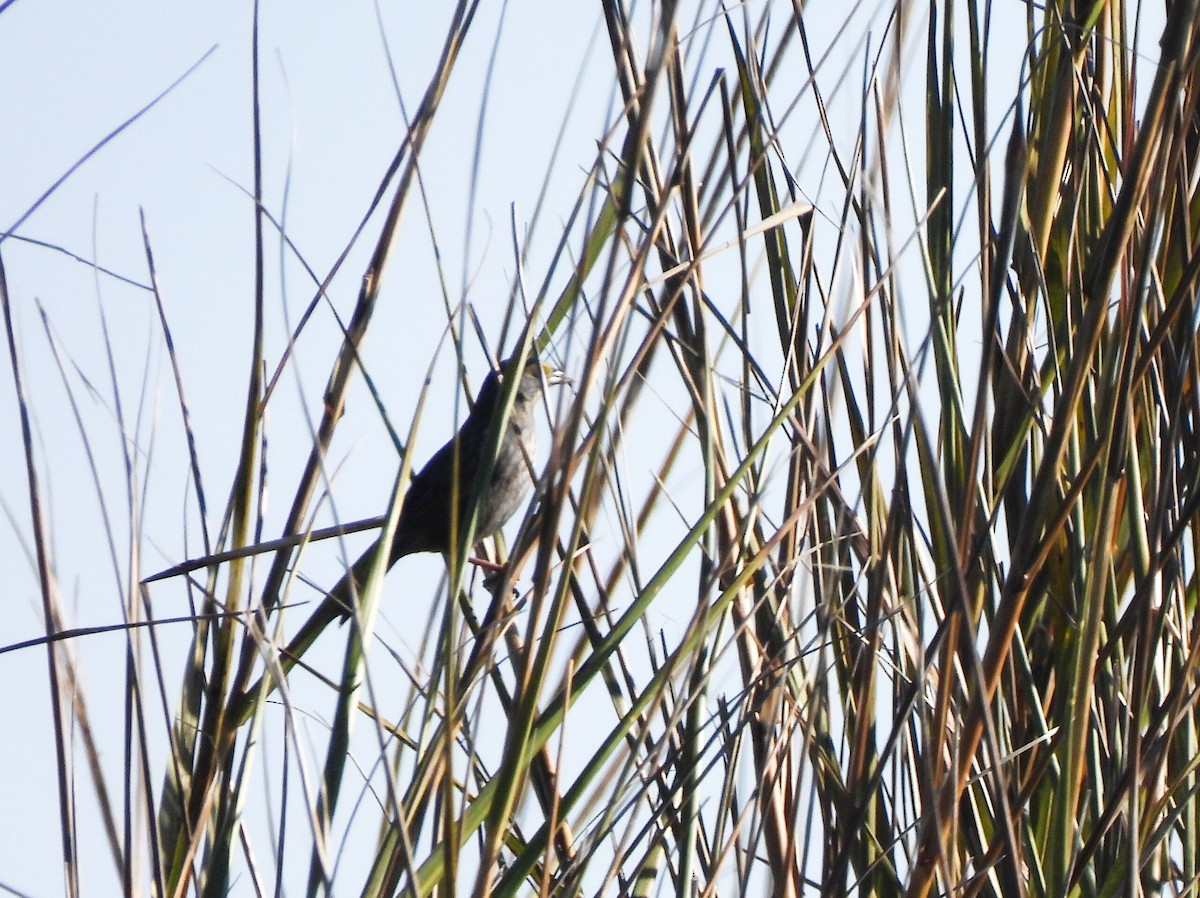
[327,354,569,621]
[385,354,570,564]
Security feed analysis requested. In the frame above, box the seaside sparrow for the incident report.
[329,355,569,620]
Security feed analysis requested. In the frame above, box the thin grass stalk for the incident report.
[181,8,269,892]
[303,433,422,896]
[0,251,79,898]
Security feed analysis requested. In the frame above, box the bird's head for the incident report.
[497,356,571,399]
[469,355,570,422]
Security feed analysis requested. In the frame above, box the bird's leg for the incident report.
[469,554,506,574]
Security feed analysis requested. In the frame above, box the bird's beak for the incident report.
[540,363,571,388]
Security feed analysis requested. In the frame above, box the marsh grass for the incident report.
[6,0,1200,896]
